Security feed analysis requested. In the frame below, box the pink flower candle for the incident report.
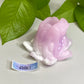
[23,17,72,65]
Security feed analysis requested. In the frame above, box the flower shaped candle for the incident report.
[23,17,72,66]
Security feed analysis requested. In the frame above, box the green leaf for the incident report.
[28,0,50,10]
[36,5,51,20]
[74,6,84,31]
[52,0,77,23]
[0,0,35,44]
[79,0,84,7]
[67,0,78,5]
[27,0,51,20]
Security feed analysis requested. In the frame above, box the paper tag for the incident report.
[12,61,38,71]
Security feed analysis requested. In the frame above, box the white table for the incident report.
[0,0,84,84]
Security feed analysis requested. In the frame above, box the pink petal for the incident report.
[32,17,72,65]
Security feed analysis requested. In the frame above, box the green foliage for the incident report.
[52,0,77,23]
[36,5,51,20]
[0,0,84,44]
[0,0,50,44]
[75,6,84,31]
[79,0,84,7]
[0,0,35,44]
[28,0,50,10]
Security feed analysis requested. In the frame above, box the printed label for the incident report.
[12,61,38,71]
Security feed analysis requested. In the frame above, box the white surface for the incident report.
[0,0,84,84]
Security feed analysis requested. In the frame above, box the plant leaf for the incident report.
[0,0,35,44]
[74,6,84,31]
[27,0,51,20]
[79,0,84,7]
[28,0,50,10]
[36,5,51,20]
[52,0,77,23]
[67,0,78,5]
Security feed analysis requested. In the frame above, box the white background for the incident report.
[0,0,84,84]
